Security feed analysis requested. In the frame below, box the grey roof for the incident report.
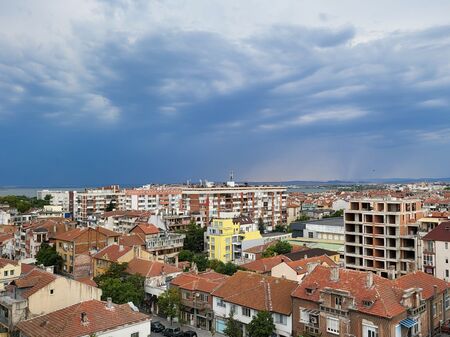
[285,248,338,261]
[262,232,289,238]
[290,217,343,230]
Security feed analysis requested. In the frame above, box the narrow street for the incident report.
[151,316,224,337]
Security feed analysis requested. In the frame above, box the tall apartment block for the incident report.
[76,185,123,226]
[344,198,423,278]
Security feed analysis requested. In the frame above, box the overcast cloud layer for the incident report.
[1,0,450,186]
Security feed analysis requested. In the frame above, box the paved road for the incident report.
[151,316,223,337]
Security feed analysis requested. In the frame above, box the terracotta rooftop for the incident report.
[53,226,121,242]
[0,258,18,268]
[285,248,339,261]
[171,271,228,294]
[119,234,145,247]
[93,244,132,262]
[103,210,152,218]
[241,255,292,274]
[423,221,450,242]
[126,258,181,278]
[292,266,449,318]
[212,271,298,315]
[75,277,98,288]
[16,300,150,337]
[284,255,336,275]
[13,268,57,299]
[130,223,159,235]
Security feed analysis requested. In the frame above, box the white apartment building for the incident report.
[0,211,10,225]
[76,186,122,226]
[422,221,450,281]
[37,190,70,212]
[344,198,423,278]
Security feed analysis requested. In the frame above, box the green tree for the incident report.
[94,263,145,306]
[158,288,181,325]
[0,195,50,213]
[35,243,64,273]
[247,311,275,337]
[193,254,209,272]
[273,224,286,233]
[182,221,206,253]
[261,241,292,258]
[296,213,310,221]
[178,250,194,262]
[258,217,265,234]
[224,310,243,337]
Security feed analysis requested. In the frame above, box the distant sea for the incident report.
[0,188,84,197]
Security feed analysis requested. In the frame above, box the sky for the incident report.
[1,0,450,186]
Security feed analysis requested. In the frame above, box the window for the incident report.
[446,258,449,264]
[433,303,437,317]
[216,298,225,307]
[446,270,449,278]
[335,296,342,309]
[445,294,450,310]
[308,232,314,238]
[242,307,251,317]
[446,242,448,250]
[363,300,374,308]
[326,317,339,335]
[182,291,190,300]
[10,270,14,276]
[299,309,309,323]
[274,313,287,325]
[131,333,139,337]
[363,324,378,337]
[50,289,54,295]
[3,271,7,277]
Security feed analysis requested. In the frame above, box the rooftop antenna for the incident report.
[230,170,234,182]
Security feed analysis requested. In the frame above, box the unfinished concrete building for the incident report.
[344,198,423,278]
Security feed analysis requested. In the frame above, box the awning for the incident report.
[302,309,320,315]
[399,318,417,329]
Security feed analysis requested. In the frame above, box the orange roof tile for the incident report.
[284,255,336,275]
[241,255,291,273]
[130,223,159,235]
[16,300,150,337]
[0,258,18,268]
[212,271,298,315]
[126,258,181,278]
[93,244,132,262]
[13,268,57,299]
[119,234,145,247]
[171,271,228,293]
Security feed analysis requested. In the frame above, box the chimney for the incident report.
[107,297,113,309]
[388,265,396,280]
[119,245,124,252]
[330,266,339,281]
[175,255,179,268]
[366,272,374,288]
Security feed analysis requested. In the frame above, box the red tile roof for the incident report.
[130,223,159,235]
[13,268,57,299]
[126,258,181,278]
[75,277,98,288]
[171,271,228,293]
[16,300,150,337]
[241,255,291,273]
[212,271,298,315]
[0,258,18,268]
[93,244,132,262]
[284,255,336,275]
[53,227,121,242]
[423,221,450,242]
[119,234,145,247]
[292,266,449,318]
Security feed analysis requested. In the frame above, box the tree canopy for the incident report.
[262,240,292,257]
[181,221,206,253]
[158,287,181,325]
[247,311,275,337]
[258,217,265,234]
[0,195,50,213]
[94,263,145,306]
[35,243,64,273]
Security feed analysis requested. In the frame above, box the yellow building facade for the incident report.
[207,219,262,263]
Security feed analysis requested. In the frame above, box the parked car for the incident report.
[182,331,198,337]
[163,326,183,337]
[151,321,166,333]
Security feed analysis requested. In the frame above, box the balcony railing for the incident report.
[408,301,426,316]
[319,305,349,317]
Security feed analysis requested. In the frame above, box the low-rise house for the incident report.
[126,258,182,313]
[52,226,121,275]
[92,243,151,277]
[0,259,21,292]
[292,265,449,337]
[171,271,229,331]
[212,271,298,337]
[16,299,151,337]
[101,210,153,233]
[241,255,292,275]
[0,268,101,334]
[271,255,336,282]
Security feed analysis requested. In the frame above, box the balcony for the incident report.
[408,301,426,316]
[319,305,349,317]
[181,298,210,310]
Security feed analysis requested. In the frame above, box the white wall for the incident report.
[212,296,292,337]
[97,319,151,337]
[435,241,450,281]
